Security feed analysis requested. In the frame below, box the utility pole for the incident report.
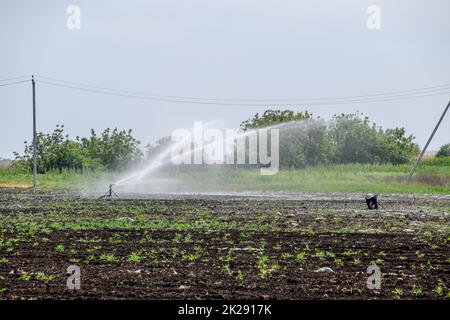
[32,75,37,189]
[405,99,450,183]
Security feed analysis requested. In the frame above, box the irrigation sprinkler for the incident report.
[98,184,120,200]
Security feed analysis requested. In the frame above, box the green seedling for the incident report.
[127,252,142,263]
[100,253,119,263]
[35,272,55,282]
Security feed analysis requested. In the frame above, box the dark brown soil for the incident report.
[0,189,448,300]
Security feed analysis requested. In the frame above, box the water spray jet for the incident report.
[112,119,308,192]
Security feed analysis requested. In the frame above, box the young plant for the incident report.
[127,252,142,263]
[257,253,278,279]
[280,252,294,259]
[392,288,403,300]
[369,258,384,265]
[221,264,232,276]
[343,249,358,257]
[295,252,308,264]
[334,258,343,266]
[433,280,447,297]
[35,272,56,282]
[272,244,282,251]
[100,253,119,263]
[412,285,423,297]
[236,270,245,283]
[314,250,326,260]
[19,272,31,281]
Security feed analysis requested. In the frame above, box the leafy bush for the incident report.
[436,143,450,157]
[421,156,450,166]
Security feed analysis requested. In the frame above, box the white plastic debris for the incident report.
[117,217,134,222]
[314,267,334,273]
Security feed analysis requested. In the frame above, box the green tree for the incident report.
[329,113,385,164]
[241,109,313,130]
[14,125,142,173]
[241,110,419,168]
[241,110,332,168]
[13,125,91,173]
[377,128,419,164]
[81,128,143,171]
[145,136,173,160]
[436,143,450,157]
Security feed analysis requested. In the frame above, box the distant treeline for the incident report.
[240,110,420,168]
[149,110,423,169]
[11,110,450,173]
[13,125,143,173]
[0,158,11,166]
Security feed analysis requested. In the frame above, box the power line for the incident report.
[0,80,30,87]
[36,75,450,104]
[1,75,449,106]
[0,75,31,82]
[38,78,450,106]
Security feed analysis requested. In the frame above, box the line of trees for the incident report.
[240,110,420,168]
[13,125,142,173]
[11,110,448,173]
[145,109,422,169]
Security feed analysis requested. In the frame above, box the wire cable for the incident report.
[0,80,30,87]
[0,75,31,83]
[2,75,449,106]
[36,75,450,104]
[38,79,450,106]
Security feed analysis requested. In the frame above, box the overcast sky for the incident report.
[1,0,449,158]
